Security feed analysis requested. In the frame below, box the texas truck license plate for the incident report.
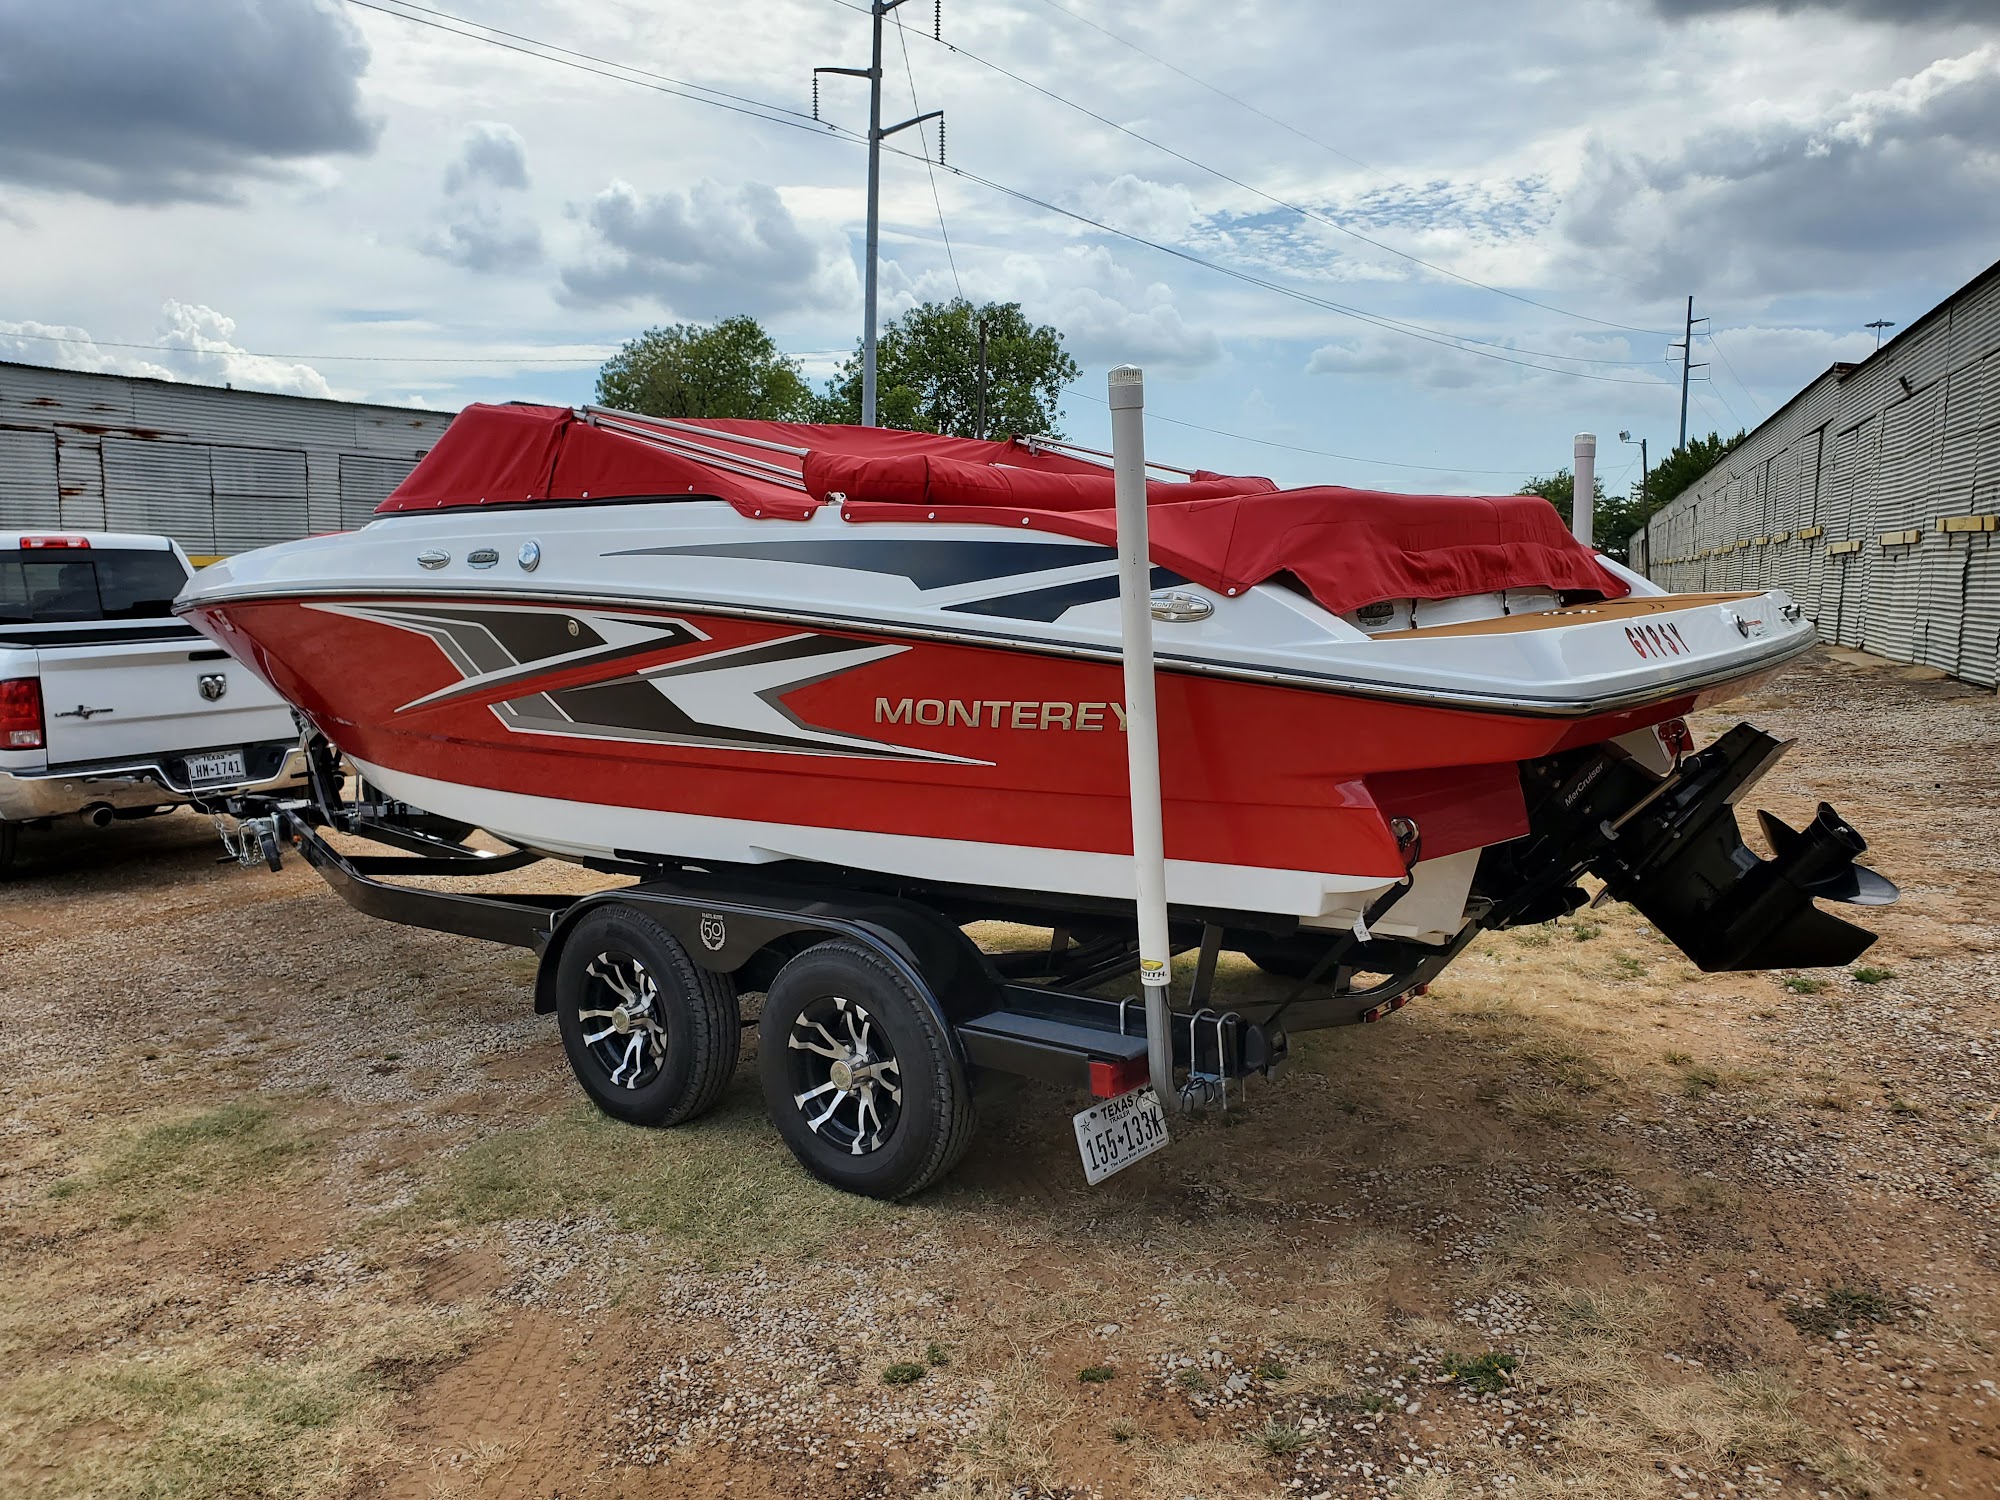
[185,750,246,785]
[1073,1086,1169,1185]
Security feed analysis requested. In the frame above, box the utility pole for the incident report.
[815,2,943,428]
[1866,318,1895,351]
[1668,295,1709,452]
[975,314,989,440]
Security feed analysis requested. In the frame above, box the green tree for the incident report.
[1518,467,1647,562]
[1643,429,1747,513]
[814,298,1079,437]
[595,316,817,420]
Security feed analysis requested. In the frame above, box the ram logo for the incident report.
[197,673,228,702]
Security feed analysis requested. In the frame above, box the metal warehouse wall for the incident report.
[0,361,456,560]
[1641,258,2000,687]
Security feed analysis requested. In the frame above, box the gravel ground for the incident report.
[1,648,1995,1500]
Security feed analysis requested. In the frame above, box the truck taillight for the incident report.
[0,678,45,750]
[18,535,90,549]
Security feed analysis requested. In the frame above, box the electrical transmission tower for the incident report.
[816,1,945,428]
[1668,295,1709,451]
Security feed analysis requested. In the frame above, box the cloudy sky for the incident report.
[1,0,1995,493]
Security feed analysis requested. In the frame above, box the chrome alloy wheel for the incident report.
[575,950,667,1089]
[786,994,903,1155]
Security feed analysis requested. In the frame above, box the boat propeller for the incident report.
[1755,803,1900,908]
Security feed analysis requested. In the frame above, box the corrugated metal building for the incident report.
[1639,256,2000,687]
[0,360,456,562]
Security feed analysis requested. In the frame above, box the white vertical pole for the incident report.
[860,1,885,427]
[1107,364,1176,1108]
[1572,432,1596,547]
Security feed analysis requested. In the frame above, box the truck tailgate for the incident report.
[35,630,299,766]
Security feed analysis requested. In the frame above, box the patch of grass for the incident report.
[1077,1364,1116,1384]
[1782,974,1828,995]
[926,1341,951,1367]
[1109,1420,1136,1442]
[0,1297,480,1500]
[1175,1368,1212,1393]
[1569,921,1603,942]
[1510,928,1552,949]
[1611,955,1647,978]
[1680,1064,1722,1099]
[1254,1358,1288,1381]
[1886,1095,1923,1117]
[1442,1350,1518,1393]
[1851,965,1894,985]
[882,1361,927,1386]
[1662,1050,1694,1067]
[1254,1418,1306,1457]
[50,1101,308,1227]
[411,1100,884,1267]
[1783,1283,1894,1339]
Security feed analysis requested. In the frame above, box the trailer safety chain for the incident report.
[214,813,285,873]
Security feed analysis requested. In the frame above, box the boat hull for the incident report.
[178,587,1758,923]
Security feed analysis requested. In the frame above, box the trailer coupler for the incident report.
[1541,723,1898,972]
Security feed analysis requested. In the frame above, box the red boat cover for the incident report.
[380,403,1627,615]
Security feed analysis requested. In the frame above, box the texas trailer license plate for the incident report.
[185,750,247,786]
[1073,1086,1170,1185]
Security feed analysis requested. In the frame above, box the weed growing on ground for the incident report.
[1255,1419,1306,1457]
[1851,966,1894,985]
[882,1362,927,1386]
[1781,1282,1895,1339]
[1783,975,1828,994]
[1077,1365,1115,1384]
[926,1341,951,1366]
[1680,1065,1722,1099]
[1569,921,1603,942]
[1442,1351,1518,1393]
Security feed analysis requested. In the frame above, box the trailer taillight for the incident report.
[0,678,45,750]
[18,535,90,549]
[1088,1055,1151,1099]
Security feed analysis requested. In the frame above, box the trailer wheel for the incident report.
[554,905,740,1127]
[758,941,974,1200]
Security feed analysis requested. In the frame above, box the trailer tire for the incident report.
[0,821,18,878]
[555,905,740,1128]
[758,940,974,1200]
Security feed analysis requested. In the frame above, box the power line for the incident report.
[930,157,1666,386]
[1007,0,1670,339]
[347,0,1665,388]
[1068,389,1527,476]
[342,0,829,135]
[1026,0,1380,175]
[0,327,609,364]
[353,0,820,123]
[894,7,960,300]
[1702,327,1765,422]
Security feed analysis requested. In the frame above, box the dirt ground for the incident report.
[2,649,1996,1500]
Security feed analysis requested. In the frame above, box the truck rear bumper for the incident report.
[0,745,308,822]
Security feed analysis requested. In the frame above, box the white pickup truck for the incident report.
[0,531,308,874]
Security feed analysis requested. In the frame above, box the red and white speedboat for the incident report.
[176,403,1891,975]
